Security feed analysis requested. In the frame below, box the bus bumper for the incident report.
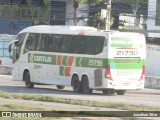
[104,79,145,90]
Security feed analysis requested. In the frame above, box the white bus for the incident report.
[9,25,146,95]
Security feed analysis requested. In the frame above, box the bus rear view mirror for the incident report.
[8,44,11,53]
[8,40,19,53]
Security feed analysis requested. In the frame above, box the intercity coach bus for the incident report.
[9,25,146,95]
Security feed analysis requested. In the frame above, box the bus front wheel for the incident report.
[24,72,34,88]
[72,75,82,93]
[116,90,126,95]
[56,85,65,89]
[82,76,92,94]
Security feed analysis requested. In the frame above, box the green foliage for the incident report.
[87,12,115,29]
[87,12,105,29]
[0,90,160,111]
[0,4,49,21]
[43,0,50,6]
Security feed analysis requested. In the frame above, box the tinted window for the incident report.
[37,34,63,52]
[16,33,26,56]
[62,35,74,53]
[47,34,54,52]
[72,35,105,55]
[38,34,48,51]
[24,33,40,53]
[24,33,104,55]
[52,34,63,52]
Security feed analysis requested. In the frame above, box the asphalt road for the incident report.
[0,75,160,107]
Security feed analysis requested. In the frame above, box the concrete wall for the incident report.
[145,77,160,89]
[145,44,160,89]
[146,44,160,77]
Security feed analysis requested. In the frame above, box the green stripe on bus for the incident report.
[28,53,145,70]
[112,64,143,69]
[62,56,68,66]
[76,57,107,68]
[60,66,65,76]
[108,59,145,69]
[28,53,31,62]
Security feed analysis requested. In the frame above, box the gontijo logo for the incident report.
[33,56,52,63]
[111,37,134,48]
[28,53,55,64]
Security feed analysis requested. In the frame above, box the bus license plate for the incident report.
[123,83,130,86]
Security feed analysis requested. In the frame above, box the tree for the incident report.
[73,0,101,25]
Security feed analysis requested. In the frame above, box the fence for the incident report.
[0,34,16,58]
[0,3,49,35]
[0,34,15,75]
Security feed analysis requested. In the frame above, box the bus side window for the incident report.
[15,33,26,58]
[53,34,63,52]
[34,34,40,51]
[24,33,34,54]
[38,34,48,52]
[47,35,54,52]
[62,35,74,53]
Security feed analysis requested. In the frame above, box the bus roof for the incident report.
[18,25,144,37]
[18,25,98,34]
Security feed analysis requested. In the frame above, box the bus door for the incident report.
[26,33,46,83]
[33,34,52,84]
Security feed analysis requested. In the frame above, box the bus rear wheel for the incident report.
[102,89,115,95]
[24,72,34,88]
[82,76,92,94]
[72,75,82,93]
[56,85,65,89]
[116,90,126,95]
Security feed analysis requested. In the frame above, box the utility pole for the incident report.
[104,0,111,30]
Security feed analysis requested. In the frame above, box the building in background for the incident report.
[0,0,89,35]
[147,0,160,38]
[148,0,160,30]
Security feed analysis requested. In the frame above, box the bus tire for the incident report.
[82,76,92,94]
[116,90,126,95]
[56,85,65,89]
[102,89,115,95]
[24,72,34,88]
[72,75,82,93]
